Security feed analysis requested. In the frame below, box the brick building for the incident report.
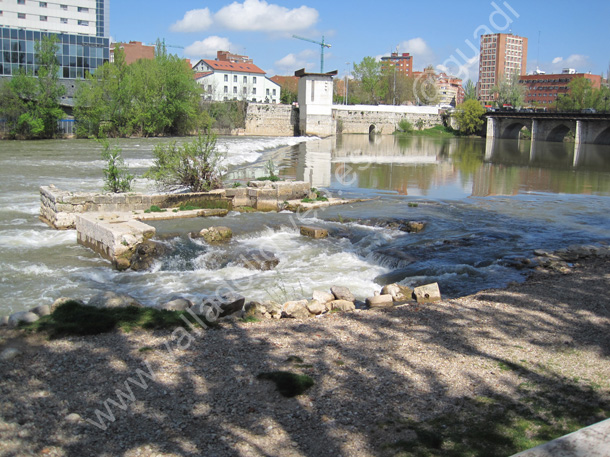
[478,33,528,103]
[381,52,413,77]
[519,70,603,106]
[110,41,154,65]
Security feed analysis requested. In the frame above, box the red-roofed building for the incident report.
[193,51,281,103]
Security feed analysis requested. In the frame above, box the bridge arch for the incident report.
[546,124,573,142]
[501,121,529,140]
[594,126,610,145]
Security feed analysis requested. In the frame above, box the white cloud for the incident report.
[397,37,436,70]
[170,8,213,33]
[173,0,318,35]
[546,54,592,73]
[275,49,317,73]
[215,0,318,32]
[185,36,233,58]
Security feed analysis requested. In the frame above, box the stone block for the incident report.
[413,283,442,304]
[329,300,355,312]
[300,226,328,239]
[366,294,394,308]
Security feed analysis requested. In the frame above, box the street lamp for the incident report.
[345,62,350,105]
[604,95,609,113]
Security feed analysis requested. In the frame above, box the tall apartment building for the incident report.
[0,0,110,79]
[380,52,413,77]
[478,33,527,103]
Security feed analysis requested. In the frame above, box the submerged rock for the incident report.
[236,249,280,271]
[130,240,170,271]
[198,226,233,244]
[157,297,193,311]
[381,283,414,302]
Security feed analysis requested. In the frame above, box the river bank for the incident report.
[1,252,609,456]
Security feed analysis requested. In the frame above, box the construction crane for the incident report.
[292,35,331,73]
[159,38,184,55]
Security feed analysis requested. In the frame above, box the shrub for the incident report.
[398,118,414,133]
[145,133,226,192]
[100,138,134,193]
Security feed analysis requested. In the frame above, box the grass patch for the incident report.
[235,206,257,213]
[257,371,314,397]
[252,175,281,183]
[408,202,419,208]
[19,300,217,338]
[386,378,610,456]
[144,205,166,213]
[241,315,260,323]
[395,125,462,138]
[139,346,154,352]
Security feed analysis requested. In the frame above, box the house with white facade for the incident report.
[193,51,280,103]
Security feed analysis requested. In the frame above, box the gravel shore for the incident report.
[1,257,609,457]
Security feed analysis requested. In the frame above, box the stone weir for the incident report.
[40,181,313,270]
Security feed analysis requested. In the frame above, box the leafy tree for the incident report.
[463,80,477,101]
[75,40,202,138]
[99,138,134,193]
[556,77,610,111]
[145,133,226,192]
[0,36,65,139]
[455,99,486,134]
[352,56,387,104]
[491,72,525,108]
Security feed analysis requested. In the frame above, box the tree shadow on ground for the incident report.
[0,259,609,456]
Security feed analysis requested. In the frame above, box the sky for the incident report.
[110,0,610,83]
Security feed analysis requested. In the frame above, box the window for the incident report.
[272,89,276,96]
[18,12,26,18]
[253,77,257,84]
[207,85,211,92]
[243,87,247,94]
[266,88,270,95]
[224,86,228,93]
[233,75,237,83]
[233,86,237,94]
[18,0,25,4]
[243,76,247,84]
[60,17,67,23]
[40,2,47,7]
[252,88,256,94]
[40,15,47,21]
[60,4,67,10]
[224,74,228,82]
[78,20,88,26]
[77,6,88,12]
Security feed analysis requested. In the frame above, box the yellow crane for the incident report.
[292,35,331,73]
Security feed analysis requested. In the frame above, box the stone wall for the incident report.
[244,103,298,136]
[41,181,311,229]
[333,105,442,135]
[40,185,232,229]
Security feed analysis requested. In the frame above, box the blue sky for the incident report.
[110,0,610,82]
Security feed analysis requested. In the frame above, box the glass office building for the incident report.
[0,0,110,79]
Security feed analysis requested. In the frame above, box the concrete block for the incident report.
[413,283,442,304]
[300,226,328,239]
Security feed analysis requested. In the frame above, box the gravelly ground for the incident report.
[1,258,609,457]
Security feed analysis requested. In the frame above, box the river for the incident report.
[1,134,609,315]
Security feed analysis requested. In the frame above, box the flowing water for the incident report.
[1,134,609,315]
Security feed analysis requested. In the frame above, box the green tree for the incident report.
[75,40,202,138]
[463,79,477,101]
[491,72,525,108]
[99,138,134,193]
[556,77,609,111]
[0,36,65,139]
[352,56,387,104]
[455,99,486,134]
[145,133,226,192]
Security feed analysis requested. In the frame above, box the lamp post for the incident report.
[604,95,609,113]
[345,62,350,105]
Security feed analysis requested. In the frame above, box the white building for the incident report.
[0,0,109,78]
[193,58,281,104]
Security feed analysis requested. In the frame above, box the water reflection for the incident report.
[291,135,610,198]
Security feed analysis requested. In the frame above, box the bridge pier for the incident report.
[486,117,498,139]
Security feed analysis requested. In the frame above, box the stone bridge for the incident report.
[486,112,610,145]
